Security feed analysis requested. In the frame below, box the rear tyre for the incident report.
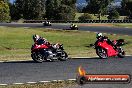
[31,52,45,63]
[117,47,125,58]
[76,27,78,30]
[96,47,108,59]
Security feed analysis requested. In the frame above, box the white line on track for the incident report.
[26,82,37,84]
[52,80,58,82]
[68,79,76,81]
[57,80,64,82]
[13,83,24,85]
[39,81,51,83]
[0,84,8,86]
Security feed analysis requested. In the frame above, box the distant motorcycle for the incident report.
[31,39,68,62]
[42,21,51,26]
[93,39,125,59]
[70,24,78,30]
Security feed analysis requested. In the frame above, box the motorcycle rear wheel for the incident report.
[96,47,108,59]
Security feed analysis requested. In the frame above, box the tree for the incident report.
[61,0,77,10]
[107,9,119,19]
[121,0,132,18]
[46,0,76,20]
[83,0,114,20]
[14,0,46,20]
[34,0,46,19]
[0,0,11,22]
[57,5,76,20]
[3,0,9,3]
[78,13,94,21]
[46,0,61,20]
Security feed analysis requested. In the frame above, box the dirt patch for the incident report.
[79,23,114,27]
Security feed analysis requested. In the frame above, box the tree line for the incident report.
[0,0,132,22]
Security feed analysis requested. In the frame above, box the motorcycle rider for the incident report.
[32,34,54,60]
[95,33,117,49]
[71,23,77,28]
[32,34,50,46]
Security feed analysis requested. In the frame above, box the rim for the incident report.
[32,52,44,62]
[60,51,68,60]
[37,53,43,61]
[98,48,107,58]
[118,49,125,56]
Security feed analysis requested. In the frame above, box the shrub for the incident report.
[78,13,94,21]
[107,9,120,19]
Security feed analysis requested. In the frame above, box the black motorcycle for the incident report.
[70,25,78,30]
[42,21,51,26]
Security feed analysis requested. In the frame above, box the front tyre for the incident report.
[31,52,45,63]
[117,47,125,58]
[59,51,68,61]
[96,47,108,59]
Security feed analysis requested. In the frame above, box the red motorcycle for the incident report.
[94,39,125,59]
[31,39,68,62]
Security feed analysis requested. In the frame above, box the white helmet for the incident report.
[96,33,103,38]
[33,34,40,42]
[36,35,40,41]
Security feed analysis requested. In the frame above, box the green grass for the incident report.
[0,26,132,61]
[75,13,128,21]
[114,23,132,28]
[75,13,108,20]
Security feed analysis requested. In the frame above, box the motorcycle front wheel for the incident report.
[96,47,108,59]
[31,52,45,63]
[59,51,68,61]
[117,47,125,58]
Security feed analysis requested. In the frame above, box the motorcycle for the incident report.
[31,39,68,63]
[94,39,125,59]
[70,25,78,30]
[42,21,51,26]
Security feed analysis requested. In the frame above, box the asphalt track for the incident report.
[0,56,132,87]
[0,23,132,88]
[0,23,132,36]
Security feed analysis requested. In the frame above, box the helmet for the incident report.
[96,33,103,39]
[75,24,77,27]
[33,34,40,42]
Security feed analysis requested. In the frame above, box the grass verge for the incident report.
[113,23,132,28]
[0,80,76,88]
[0,26,132,61]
